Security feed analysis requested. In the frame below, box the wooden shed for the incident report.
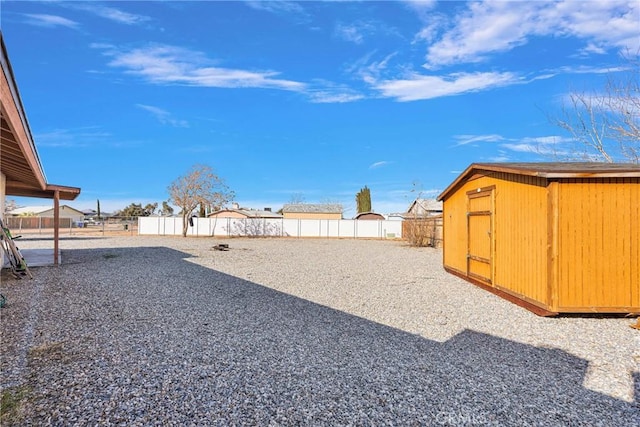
[437,162,639,315]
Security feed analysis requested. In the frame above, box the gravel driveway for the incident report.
[1,236,638,425]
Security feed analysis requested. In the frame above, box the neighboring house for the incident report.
[437,162,640,315]
[209,206,283,219]
[281,203,343,220]
[8,205,85,223]
[82,209,112,221]
[1,31,80,264]
[404,198,443,218]
[354,211,385,220]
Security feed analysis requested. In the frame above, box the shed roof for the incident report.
[438,162,640,201]
[282,203,343,213]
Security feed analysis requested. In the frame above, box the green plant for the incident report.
[355,186,372,213]
[1,385,29,425]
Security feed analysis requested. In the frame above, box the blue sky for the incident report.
[2,0,638,216]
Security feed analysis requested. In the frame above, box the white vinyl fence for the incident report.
[138,217,403,239]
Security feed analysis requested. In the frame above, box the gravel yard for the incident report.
[1,236,638,425]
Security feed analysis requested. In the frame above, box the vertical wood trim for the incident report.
[491,186,496,286]
[53,189,60,265]
[547,181,559,311]
[466,196,470,277]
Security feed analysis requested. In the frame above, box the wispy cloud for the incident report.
[23,14,79,29]
[374,71,519,101]
[456,133,574,159]
[309,90,365,104]
[501,136,573,156]
[96,44,306,92]
[348,51,399,86]
[307,80,365,103]
[136,104,189,128]
[335,20,380,45]
[34,127,111,148]
[243,0,310,22]
[369,161,391,169]
[453,134,505,146]
[423,1,640,68]
[64,3,151,25]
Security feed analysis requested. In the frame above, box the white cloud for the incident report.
[369,161,391,169]
[34,127,111,148]
[335,20,389,45]
[335,22,367,44]
[243,0,309,22]
[136,104,189,128]
[98,44,306,91]
[423,0,640,68]
[309,91,365,104]
[501,136,573,156]
[374,71,519,101]
[307,80,365,103]
[23,14,79,29]
[454,133,575,159]
[453,134,505,146]
[64,3,150,25]
[244,0,305,14]
[403,0,438,11]
[348,52,399,86]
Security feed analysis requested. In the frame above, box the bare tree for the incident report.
[168,164,234,237]
[554,57,639,163]
[289,192,306,204]
[3,198,19,214]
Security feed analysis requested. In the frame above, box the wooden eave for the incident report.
[438,162,640,201]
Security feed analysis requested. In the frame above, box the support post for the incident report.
[53,189,60,265]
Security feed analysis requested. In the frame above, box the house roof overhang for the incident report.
[437,162,640,201]
[1,31,80,201]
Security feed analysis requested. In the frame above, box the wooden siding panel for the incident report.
[442,179,475,273]
[629,178,639,307]
[491,173,548,304]
[557,178,639,310]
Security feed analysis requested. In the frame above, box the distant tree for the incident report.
[199,203,207,218]
[552,55,639,163]
[117,203,146,217]
[97,199,101,220]
[355,186,372,213]
[160,201,174,216]
[168,164,234,237]
[144,202,158,216]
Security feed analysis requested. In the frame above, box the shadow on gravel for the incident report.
[1,246,638,426]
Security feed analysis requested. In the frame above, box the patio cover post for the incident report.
[54,189,59,265]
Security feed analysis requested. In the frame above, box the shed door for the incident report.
[467,188,494,284]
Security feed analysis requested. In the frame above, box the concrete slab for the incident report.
[2,249,61,268]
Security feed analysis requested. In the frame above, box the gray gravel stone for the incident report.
[1,236,638,426]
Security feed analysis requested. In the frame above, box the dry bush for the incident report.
[403,216,442,248]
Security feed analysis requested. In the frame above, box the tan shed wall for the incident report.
[283,212,342,220]
[555,178,640,311]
